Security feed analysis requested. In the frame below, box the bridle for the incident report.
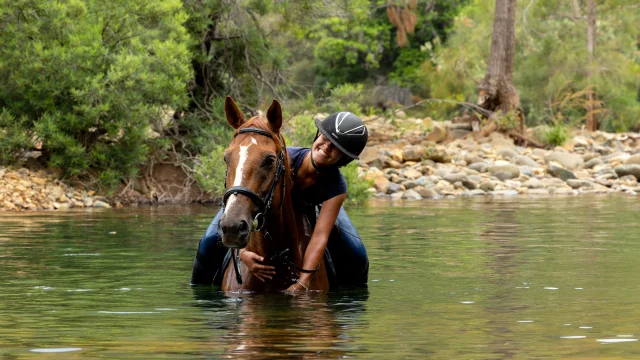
[220,126,320,286]
[222,127,286,230]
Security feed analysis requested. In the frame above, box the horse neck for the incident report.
[249,169,298,258]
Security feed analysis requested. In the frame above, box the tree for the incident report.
[0,0,191,190]
[476,0,524,136]
[585,0,598,131]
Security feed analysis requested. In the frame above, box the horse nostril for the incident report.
[238,220,249,234]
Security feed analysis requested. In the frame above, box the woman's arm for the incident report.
[289,193,346,291]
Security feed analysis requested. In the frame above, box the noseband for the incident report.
[221,127,286,285]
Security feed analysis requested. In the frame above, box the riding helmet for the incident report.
[314,112,368,160]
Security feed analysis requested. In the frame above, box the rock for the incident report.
[489,164,520,180]
[489,132,515,149]
[93,200,111,209]
[403,168,423,180]
[552,187,576,195]
[389,149,404,163]
[614,165,640,180]
[390,174,401,183]
[461,179,478,190]
[426,123,449,143]
[625,153,640,165]
[3,200,16,211]
[515,155,539,167]
[384,158,403,169]
[31,177,47,186]
[545,151,584,170]
[395,110,406,119]
[387,183,405,194]
[527,188,550,196]
[491,189,519,196]
[595,178,614,187]
[443,173,468,184]
[413,186,440,198]
[547,165,577,181]
[59,194,68,203]
[464,153,484,165]
[359,146,385,167]
[479,181,495,192]
[401,145,427,162]
[390,191,404,200]
[426,146,451,163]
[518,166,534,177]
[84,198,95,207]
[468,162,490,173]
[522,178,543,188]
[449,129,471,140]
[566,179,593,189]
[497,148,519,160]
[585,158,604,169]
[49,186,64,200]
[402,189,422,200]
[464,189,486,196]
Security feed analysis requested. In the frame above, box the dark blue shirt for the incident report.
[287,147,347,208]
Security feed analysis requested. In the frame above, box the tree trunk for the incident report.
[585,0,598,131]
[477,0,524,135]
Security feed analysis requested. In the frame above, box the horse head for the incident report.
[219,96,288,249]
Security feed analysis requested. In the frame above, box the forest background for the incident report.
[0,0,638,205]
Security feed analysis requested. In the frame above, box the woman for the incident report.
[191,112,369,291]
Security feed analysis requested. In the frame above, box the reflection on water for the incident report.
[1,196,640,358]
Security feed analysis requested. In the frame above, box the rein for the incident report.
[221,127,319,286]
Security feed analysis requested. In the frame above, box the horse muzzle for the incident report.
[219,215,250,249]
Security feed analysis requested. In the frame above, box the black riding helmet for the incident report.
[313,112,368,168]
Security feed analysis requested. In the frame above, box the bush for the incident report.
[543,124,569,147]
[0,0,191,191]
[341,162,373,207]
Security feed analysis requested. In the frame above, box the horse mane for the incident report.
[236,116,292,192]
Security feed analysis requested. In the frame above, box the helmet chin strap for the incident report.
[309,148,323,174]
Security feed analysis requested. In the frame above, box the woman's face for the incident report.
[311,134,344,167]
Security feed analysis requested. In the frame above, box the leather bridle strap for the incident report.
[221,127,285,285]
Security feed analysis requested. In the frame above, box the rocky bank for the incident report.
[358,115,640,200]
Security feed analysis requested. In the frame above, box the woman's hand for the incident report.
[239,250,275,282]
[284,279,309,293]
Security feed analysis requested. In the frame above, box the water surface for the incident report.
[1,196,640,358]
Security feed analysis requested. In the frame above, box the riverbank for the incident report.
[2,116,640,211]
[359,115,640,200]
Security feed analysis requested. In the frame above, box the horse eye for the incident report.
[262,156,275,168]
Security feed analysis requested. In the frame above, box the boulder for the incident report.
[566,179,593,189]
[402,145,427,162]
[585,158,604,169]
[545,151,584,170]
[625,153,640,165]
[497,148,519,160]
[614,164,640,180]
[401,189,422,200]
[374,176,390,193]
[547,165,577,181]
[413,186,440,198]
[403,168,423,180]
[387,183,405,194]
[468,162,490,173]
[426,123,448,143]
[426,146,451,163]
[443,173,468,184]
[515,155,539,167]
[489,164,520,180]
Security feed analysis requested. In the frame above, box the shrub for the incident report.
[0,0,191,191]
[543,124,569,147]
[341,162,373,207]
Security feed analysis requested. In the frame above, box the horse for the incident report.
[219,96,329,292]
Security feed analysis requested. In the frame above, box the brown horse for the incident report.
[219,96,329,292]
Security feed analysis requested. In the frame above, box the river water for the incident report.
[1,196,640,358]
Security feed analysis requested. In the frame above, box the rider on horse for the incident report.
[191,111,369,291]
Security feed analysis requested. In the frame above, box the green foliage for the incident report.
[542,124,569,147]
[194,145,227,196]
[0,110,33,164]
[421,0,640,130]
[283,114,316,148]
[341,162,373,207]
[0,0,191,190]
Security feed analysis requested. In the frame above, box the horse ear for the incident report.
[266,99,282,132]
[225,96,246,129]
